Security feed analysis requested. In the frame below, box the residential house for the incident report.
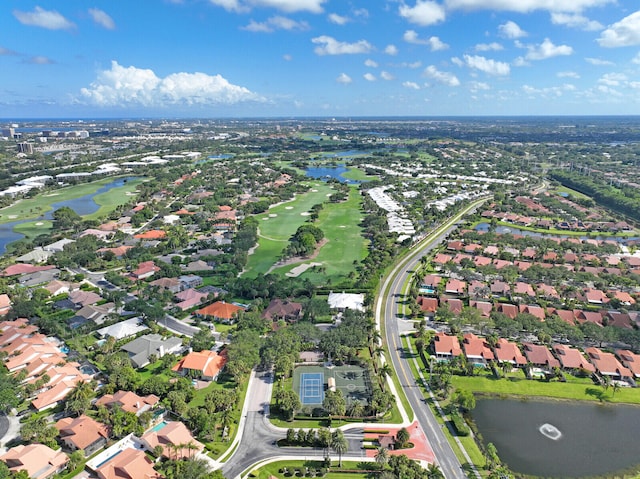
[95,390,159,416]
[133,230,167,241]
[494,338,527,367]
[574,310,603,326]
[421,274,441,290]
[178,274,203,290]
[68,290,102,309]
[417,297,438,315]
[586,347,632,381]
[519,304,545,321]
[18,268,60,287]
[494,303,518,319]
[131,261,160,280]
[444,279,466,295]
[440,297,463,314]
[261,299,303,323]
[616,350,640,378]
[120,334,183,369]
[432,332,462,360]
[0,444,68,479]
[174,288,209,311]
[55,415,109,456]
[96,245,133,259]
[140,421,204,460]
[172,349,227,381]
[44,280,71,297]
[552,345,595,373]
[96,447,161,479]
[195,301,244,323]
[16,248,53,264]
[462,333,494,367]
[469,300,492,317]
[2,264,55,277]
[490,281,510,297]
[31,364,92,411]
[513,282,535,298]
[96,317,148,341]
[327,292,365,311]
[585,289,609,305]
[69,302,115,328]
[0,294,10,316]
[522,343,560,370]
[149,277,181,294]
[181,260,214,273]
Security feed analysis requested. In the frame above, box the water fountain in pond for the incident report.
[539,423,562,440]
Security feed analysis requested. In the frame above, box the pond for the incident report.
[474,222,639,243]
[304,165,358,184]
[473,398,640,477]
[0,176,139,253]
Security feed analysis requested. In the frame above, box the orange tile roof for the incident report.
[433,332,462,357]
[195,301,243,320]
[96,448,161,479]
[141,421,204,459]
[56,415,108,451]
[172,350,227,378]
[134,230,167,240]
[0,444,68,479]
[95,390,159,414]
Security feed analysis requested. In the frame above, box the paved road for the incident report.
[379,199,488,479]
[221,372,365,479]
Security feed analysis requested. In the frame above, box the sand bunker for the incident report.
[286,262,322,277]
[339,225,346,228]
[269,213,278,217]
[262,217,270,220]
[285,206,293,210]
[35,222,44,226]
[311,189,318,192]
[7,215,17,219]
[300,212,311,216]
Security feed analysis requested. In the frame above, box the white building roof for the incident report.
[327,292,365,311]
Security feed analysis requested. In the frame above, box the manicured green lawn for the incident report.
[451,374,640,404]
[272,186,368,285]
[340,168,377,181]
[494,220,636,238]
[243,182,334,276]
[552,185,591,200]
[250,460,371,479]
[13,220,53,241]
[0,176,144,224]
[85,177,146,220]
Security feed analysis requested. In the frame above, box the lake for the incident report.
[305,165,358,183]
[474,222,639,243]
[473,398,640,477]
[0,176,139,253]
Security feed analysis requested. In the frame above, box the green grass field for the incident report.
[250,460,370,479]
[0,176,144,225]
[271,186,367,285]
[245,183,367,286]
[339,167,377,182]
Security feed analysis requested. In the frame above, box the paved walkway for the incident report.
[0,411,21,453]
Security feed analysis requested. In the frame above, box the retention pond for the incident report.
[473,398,640,477]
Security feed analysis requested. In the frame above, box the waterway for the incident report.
[473,398,640,477]
[0,176,139,253]
[304,165,359,184]
[474,222,639,243]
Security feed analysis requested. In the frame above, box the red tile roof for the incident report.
[433,332,462,357]
[195,301,243,320]
[494,338,526,365]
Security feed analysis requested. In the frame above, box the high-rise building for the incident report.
[17,142,33,154]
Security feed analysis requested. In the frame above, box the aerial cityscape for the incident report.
[1,2,640,479]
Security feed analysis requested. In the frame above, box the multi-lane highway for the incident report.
[378,199,488,479]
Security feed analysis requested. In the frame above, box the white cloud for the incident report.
[385,44,399,56]
[597,85,622,97]
[312,36,373,55]
[336,73,352,84]
[463,54,510,75]
[26,56,55,65]
[403,81,421,89]
[469,81,490,92]
[354,8,369,18]
[399,1,446,26]
[403,30,426,44]
[557,71,580,78]
[0,47,18,56]
[365,59,378,68]
[598,72,628,86]
[428,36,449,51]
[585,57,614,66]
[88,8,115,30]
[423,65,460,86]
[283,54,292,61]
[633,52,640,64]
[524,38,573,60]
[328,13,349,24]
[451,57,464,67]
[381,71,395,80]
[550,12,602,31]
[13,6,75,30]
[521,83,577,97]
[80,61,261,107]
[598,11,640,48]
[498,20,526,39]
[445,0,613,13]
[209,0,326,13]
[475,42,503,52]
[364,73,376,81]
[243,16,309,32]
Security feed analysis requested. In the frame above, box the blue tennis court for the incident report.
[299,372,324,405]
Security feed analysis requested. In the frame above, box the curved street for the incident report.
[222,199,487,478]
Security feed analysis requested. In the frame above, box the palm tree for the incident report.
[426,463,445,479]
[330,430,348,467]
[375,447,389,469]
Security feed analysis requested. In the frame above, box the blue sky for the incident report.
[1,0,640,118]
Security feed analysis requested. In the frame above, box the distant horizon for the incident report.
[3,114,640,122]
[2,2,640,118]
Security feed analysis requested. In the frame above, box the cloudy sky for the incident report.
[2,0,640,117]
